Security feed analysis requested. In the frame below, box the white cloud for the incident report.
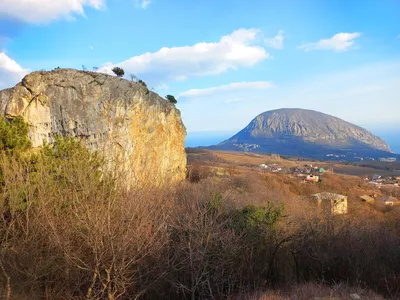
[178,81,274,131]
[276,61,400,128]
[0,0,105,24]
[224,97,245,104]
[265,30,284,49]
[298,32,362,51]
[178,61,400,132]
[179,81,273,98]
[98,29,269,84]
[0,52,29,90]
[135,0,151,9]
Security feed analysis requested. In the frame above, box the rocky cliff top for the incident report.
[1,68,176,118]
[225,108,391,152]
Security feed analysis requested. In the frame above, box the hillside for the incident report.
[0,114,398,299]
[211,108,396,161]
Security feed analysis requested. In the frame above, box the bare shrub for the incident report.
[0,138,172,299]
[186,163,212,183]
[228,174,250,192]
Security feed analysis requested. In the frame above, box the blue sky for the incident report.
[1,0,400,140]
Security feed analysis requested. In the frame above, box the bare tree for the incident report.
[129,74,137,82]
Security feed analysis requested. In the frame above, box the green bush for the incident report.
[166,94,177,104]
[42,135,103,168]
[138,79,147,87]
[0,131,109,213]
[231,202,285,231]
[39,136,107,199]
[0,116,31,152]
[206,192,223,211]
[0,116,32,188]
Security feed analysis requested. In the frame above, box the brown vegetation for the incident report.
[0,134,399,299]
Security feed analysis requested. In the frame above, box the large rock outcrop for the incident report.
[0,69,187,186]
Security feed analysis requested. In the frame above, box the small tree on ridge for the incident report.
[112,67,125,77]
[166,95,177,104]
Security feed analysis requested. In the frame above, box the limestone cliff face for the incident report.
[0,69,187,186]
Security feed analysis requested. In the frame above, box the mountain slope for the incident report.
[211,108,395,161]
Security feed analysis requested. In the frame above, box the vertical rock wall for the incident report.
[0,69,187,186]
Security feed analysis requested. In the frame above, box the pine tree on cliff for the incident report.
[112,67,125,77]
[166,95,177,104]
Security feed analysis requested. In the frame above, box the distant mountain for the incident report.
[209,108,397,161]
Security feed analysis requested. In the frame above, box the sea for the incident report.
[372,130,400,154]
[185,131,235,148]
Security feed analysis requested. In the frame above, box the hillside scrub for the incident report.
[0,116,31,153]
[0,128,172,299]
[0,119,399,299]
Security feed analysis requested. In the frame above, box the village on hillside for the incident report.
[229,143,398,162]
[187,149,400,217]
[257,158,400,212]
[258,159,400,189]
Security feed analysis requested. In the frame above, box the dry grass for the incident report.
[0,145,399,299]
[238,283,384,300]
[189,150,400,177]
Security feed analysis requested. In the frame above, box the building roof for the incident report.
[360,195,374,202]
[312,192,346,201]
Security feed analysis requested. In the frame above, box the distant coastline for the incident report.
[372,130,400,154]
[186,130,400,154]
[185,131,236,148]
